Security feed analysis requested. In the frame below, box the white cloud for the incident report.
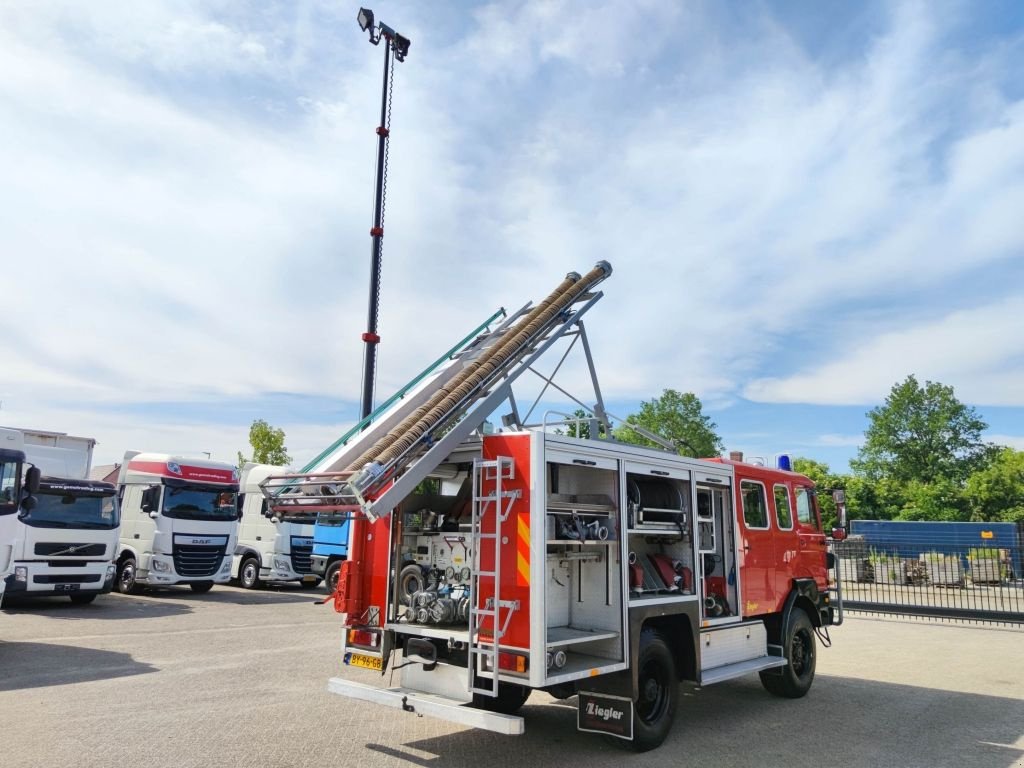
[986,435,1024,451]
[744,295,1024,405]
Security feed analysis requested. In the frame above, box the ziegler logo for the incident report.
[585,702,624,721]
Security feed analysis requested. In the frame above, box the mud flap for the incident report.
[577,692,633,741]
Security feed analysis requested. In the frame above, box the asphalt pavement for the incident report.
[2,586,1022,768]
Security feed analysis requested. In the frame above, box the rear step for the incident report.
[699,655,787,686]
[327,678,524,735]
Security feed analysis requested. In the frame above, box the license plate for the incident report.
[302,575,317,583]
[55,583,80,592]
[345,652,382,671]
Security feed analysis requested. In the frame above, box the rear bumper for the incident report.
[326,677,524,735]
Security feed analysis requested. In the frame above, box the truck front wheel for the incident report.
[621,629,678,752]
[239,557,261,589]
[325,561,342,594]
[116,557,140,594]
[760,608,816,698]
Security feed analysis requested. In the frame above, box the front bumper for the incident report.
[4,562,115,597]
[137,554,233,585]
[260,559,318,584]
[310,555,329,577]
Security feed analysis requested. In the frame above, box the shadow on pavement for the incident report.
[0,641,156,692]
[364,675,1024,768]
[145,586,322,606]
[3,593,192,620]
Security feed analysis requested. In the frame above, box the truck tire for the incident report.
[69,593,97,605]
[472,684,531,715]
[760,608,816,698]
[189,581,214,594]
[620,629,678,752]
[116,557,140,594]
[325,561,342,593]
[239,556,261,590]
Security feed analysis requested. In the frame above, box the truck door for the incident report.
[793,485,827,585]
[770,482,799,599]
[738,479,775,615]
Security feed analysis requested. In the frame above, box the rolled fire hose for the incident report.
[345,262,612,478]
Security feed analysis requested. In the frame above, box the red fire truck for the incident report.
[262,262,842,751]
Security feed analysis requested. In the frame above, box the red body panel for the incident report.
[480,434,533,649]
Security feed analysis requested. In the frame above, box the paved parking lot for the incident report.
[2,587,1022,768]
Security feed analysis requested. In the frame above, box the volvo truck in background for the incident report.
[1,427,120,605]
[0,445,36,606]
[232,463,319,589]
[116,452,239,594]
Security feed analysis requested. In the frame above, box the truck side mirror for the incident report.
[25,465,41,494]
[831,489,848,533]
[141,486,160,514]
[19,495,37,516]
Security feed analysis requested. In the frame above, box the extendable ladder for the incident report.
[468,456,520,698]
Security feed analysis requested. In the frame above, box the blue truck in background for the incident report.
[311,512,349,592]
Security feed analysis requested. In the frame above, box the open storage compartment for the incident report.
[543,450,625,683]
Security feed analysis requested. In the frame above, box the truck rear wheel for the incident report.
[325,561,342,593]
[472,684,531,715]
[116,557,140,594]
[69,593,97,605]
[239,557,261,589]
[189,581,214,594]
[618,629,678,752]
[760,608,816,698]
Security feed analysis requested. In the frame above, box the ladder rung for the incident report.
[474,571,496,578]
[473,609,497,617]
[472,533,497,540]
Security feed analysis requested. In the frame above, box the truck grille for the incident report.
[290,545,313,575]
[33,574,102,584]
[35,542,106,557]
[172,544,226,578]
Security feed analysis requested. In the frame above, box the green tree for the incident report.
[964,447,1024,523]
[851,375,991,485]
[896,478,968,521]
[237,419,292,467]
[615,390,723,458]
[558,408,608,439]
[792,457,842,529]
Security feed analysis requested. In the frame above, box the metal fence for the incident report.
[833,531,1024,625]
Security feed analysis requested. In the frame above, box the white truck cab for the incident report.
[115,452,239,594]
[232,463,319,589]
[0,447,33,606]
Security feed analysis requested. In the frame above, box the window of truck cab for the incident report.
[160,482,238,521]
[25,488,120,529]
[773,484,793,530]
[740,480,769,529]
[794,486,820,530]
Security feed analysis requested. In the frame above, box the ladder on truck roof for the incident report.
[260,261,613,522]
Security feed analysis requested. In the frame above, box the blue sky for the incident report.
[1,0,1023,472]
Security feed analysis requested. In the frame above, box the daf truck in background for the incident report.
[232,463,320,589]
[0,445,36,606]
[116,452,239,594]
[1,427,120,605]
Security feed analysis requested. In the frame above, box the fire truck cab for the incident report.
[333,430,836,751]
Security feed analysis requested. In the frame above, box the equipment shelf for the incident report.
[546,626,620,647]
[546,539,617,546]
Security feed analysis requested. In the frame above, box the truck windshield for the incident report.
[316,511,349,528]
[162,484,238,521]
[24,492,120,529]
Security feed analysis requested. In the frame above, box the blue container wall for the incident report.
[850,520,1024,575]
